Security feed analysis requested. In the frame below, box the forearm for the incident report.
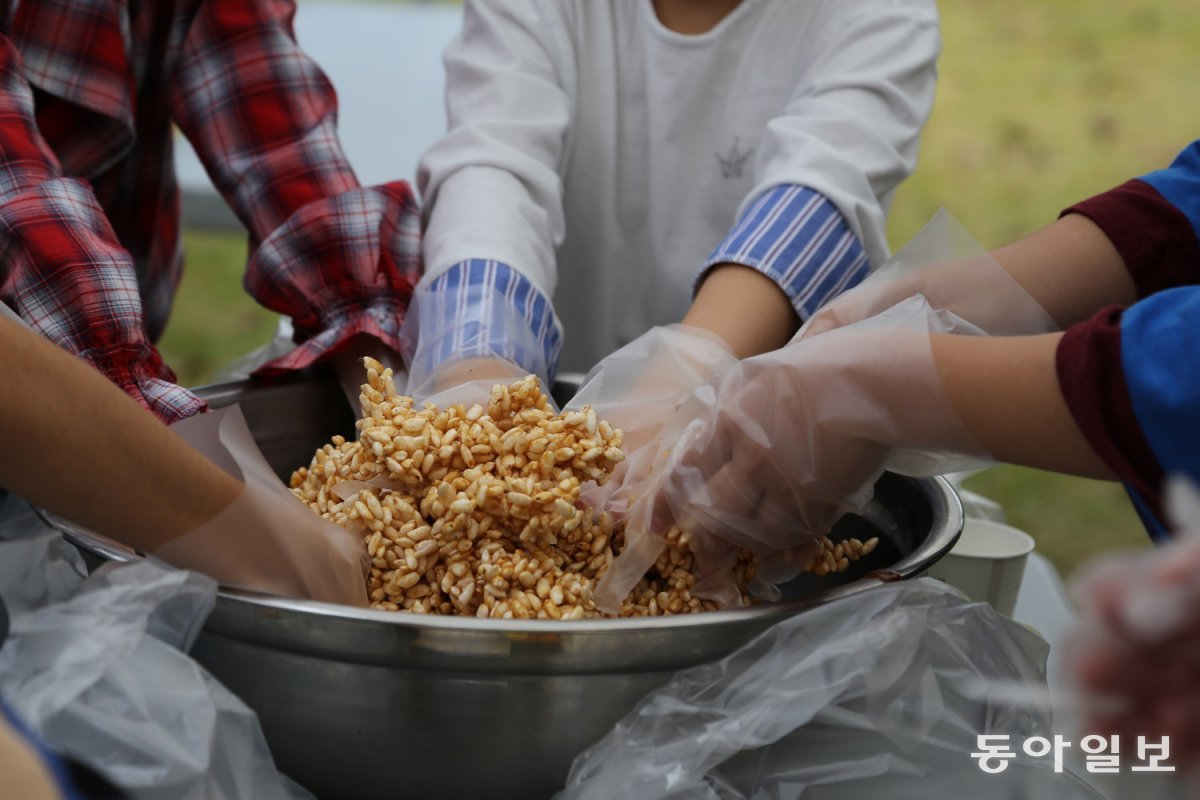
[929,331,1114,479]
[990,213,1136,328]
[686,185,870,358]
[0,318,239,551]
[683,264,799,358]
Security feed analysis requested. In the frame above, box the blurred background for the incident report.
[160,0,1200,578]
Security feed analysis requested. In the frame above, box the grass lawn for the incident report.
[159,0,1199,577]
[159,231,278,384]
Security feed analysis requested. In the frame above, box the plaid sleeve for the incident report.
[411,260,562,382]
[171,1,420,372]
[701,184,870,320]
[0,33,203,423]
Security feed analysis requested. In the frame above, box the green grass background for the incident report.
[159,0,1200,577]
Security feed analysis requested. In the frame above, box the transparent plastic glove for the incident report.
[158,406,369,606]
[594,297,990,612]
[409,355,546,410]
[1067,478,1200,771]
[402,273,556,403]
[568,325,737,522]
[800,209,1058,340]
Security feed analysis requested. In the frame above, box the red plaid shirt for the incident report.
[0,0,421,423]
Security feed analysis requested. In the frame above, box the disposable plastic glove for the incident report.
[407,355,540,411]
[800,209,1058,340]
[403,272,557,406]
[158,406,369,606]
[593,297,990,612]
[568,325,738,522]
[1068,479,1200,770]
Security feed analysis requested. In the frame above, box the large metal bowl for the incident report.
[69,374,963,800]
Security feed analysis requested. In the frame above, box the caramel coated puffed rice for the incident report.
[290,361,877,618]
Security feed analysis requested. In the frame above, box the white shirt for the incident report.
[418,0,940,373]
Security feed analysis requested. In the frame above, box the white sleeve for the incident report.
[416,0,572,298]
[746,0,941,269]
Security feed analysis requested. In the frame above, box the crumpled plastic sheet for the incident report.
[558,579,1105,800]
[0,493,312,800]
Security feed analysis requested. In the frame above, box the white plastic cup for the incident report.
[927,519,1036,616]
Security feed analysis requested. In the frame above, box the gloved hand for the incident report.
[402,270,558,406]
[1067,479,1200,769]
[800,209,1058,340]
[407,355,539,410]
[158,406,369,606]
[566,325,738,522]
[593,297,990,612]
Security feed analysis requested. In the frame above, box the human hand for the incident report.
[1068,481,1200,770]
[594,297,989,610]
[567,325,737,523]
[158,407,369,606]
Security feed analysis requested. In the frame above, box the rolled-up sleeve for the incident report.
[409,259,562,382]
[414,0,570,378]
[742,0,940,272]
[1055,141,1200,535]
[702,184,869,320]
[0,32,204,423]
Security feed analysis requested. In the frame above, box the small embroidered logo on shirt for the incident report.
[715,137,753,179]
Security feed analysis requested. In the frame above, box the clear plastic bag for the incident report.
[0,497,312,800]
[559,579,1105,800]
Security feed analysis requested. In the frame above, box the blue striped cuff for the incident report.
[416,259,562,381]
[702,184,870,320]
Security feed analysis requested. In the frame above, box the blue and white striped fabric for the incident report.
[414,259,563,382]
[703,184,869,320]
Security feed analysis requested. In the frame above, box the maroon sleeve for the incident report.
[1055,305,1164,521]
[1062,179,1200,299]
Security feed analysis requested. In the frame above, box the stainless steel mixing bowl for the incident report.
[67,374,963,800]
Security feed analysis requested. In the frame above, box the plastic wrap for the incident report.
[561,579,1104,800]
[0,497,311,799]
